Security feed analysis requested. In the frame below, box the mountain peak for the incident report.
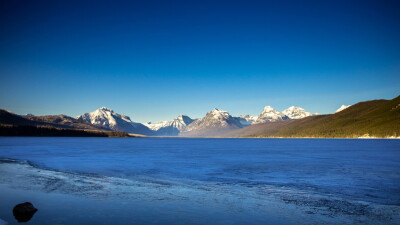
[99,107,113,112]
[176,114,191,121]
[174,115,194,125]
[182,108,243,136]
[262,106,275,112]
[207,108,230,120]
[211,108,223,113]
[256,106,288,123]
[282,106,312,119]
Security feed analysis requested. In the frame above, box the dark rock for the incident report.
[12,202,37,222]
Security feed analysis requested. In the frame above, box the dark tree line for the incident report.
[0,125,129,137]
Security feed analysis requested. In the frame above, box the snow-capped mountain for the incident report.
[144,121,170,131]
[255,106,289,124]
[72,105,317,136]
[282,106,312,119]
[181,108,243,136]
[76,107,153,135]
[143,115,194,136]
[238,114,258,126]
[335,105,351,113]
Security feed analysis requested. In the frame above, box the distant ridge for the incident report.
[0,109,130,137]
[26,114,109,131]
[0,109,105,130]
[143,115,194,136]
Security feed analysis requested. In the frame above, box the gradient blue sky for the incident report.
[1,0,399,122]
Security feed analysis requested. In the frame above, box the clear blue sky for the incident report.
[1,0,399,122]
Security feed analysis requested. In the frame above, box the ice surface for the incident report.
[0,138,399,224]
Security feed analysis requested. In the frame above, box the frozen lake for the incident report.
[0,137,399,224]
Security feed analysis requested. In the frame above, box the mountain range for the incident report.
[1,95,398,138]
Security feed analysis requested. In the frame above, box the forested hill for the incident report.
[221,95,400,138]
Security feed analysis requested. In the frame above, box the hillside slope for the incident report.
[0,109,47,127]
[0,109,111,131]
[0,110,130,137]
[26,115,109,131]
[221,96,400,138]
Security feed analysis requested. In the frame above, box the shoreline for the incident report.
[1,135,400,139]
